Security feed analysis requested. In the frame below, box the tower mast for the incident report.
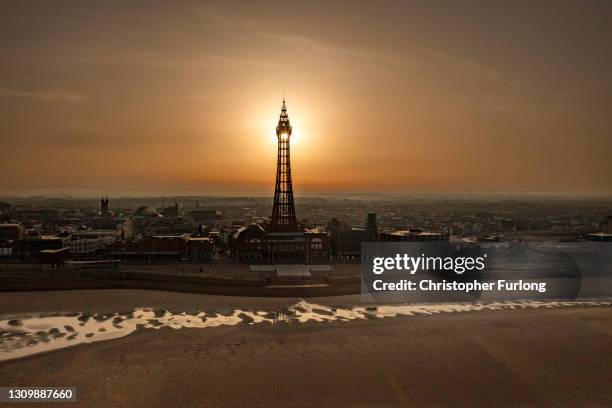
[270,99,298,231]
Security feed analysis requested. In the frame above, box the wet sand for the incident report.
[1,290,611,407]
[0,289,362,315]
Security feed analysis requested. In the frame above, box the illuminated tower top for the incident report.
[276,98,292,139]
[270,99,298,232]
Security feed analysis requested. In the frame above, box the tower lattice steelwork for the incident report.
[270,99,298,231]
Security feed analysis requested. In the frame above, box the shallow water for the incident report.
[0,299,610,362]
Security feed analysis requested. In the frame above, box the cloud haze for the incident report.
[1,1,611,196]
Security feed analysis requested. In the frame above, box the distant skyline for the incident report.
[1,1,611,196]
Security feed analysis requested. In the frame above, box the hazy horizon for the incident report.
[2,1,611,196]
[2,190,612,202]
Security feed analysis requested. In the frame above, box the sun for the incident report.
[269,126,302,145]
[247,100,306,147]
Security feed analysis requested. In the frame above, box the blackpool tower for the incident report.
[270,99,298,232]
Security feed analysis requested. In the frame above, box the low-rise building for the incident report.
[18,235,69,259]
[111,234,214,262]
[380,229,449,242]
[0,223,25,241]
[68,237,105,255]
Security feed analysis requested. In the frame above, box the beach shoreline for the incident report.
[0,290,611,407]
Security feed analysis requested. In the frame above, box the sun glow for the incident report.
[248,100,308,148]
[269,127,302,145]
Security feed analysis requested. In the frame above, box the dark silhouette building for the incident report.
[270,98,297,232]
[366,213,379,241]
[161,202,179,218]
[100,197,109,217]
[264,100,314,263]
[91,197,117,229]
[111,235,214,262]
[228,99,330,264]
[328,213,379,261]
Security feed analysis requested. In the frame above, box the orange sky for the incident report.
[1,1,611,196]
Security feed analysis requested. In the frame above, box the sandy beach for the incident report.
[0,290,611,407]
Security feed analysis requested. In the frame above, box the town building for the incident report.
[380,229,449,242]
[68,229,120,256]
[328,213,379,261]
[111,234,214,262]
[187,209,223,229]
